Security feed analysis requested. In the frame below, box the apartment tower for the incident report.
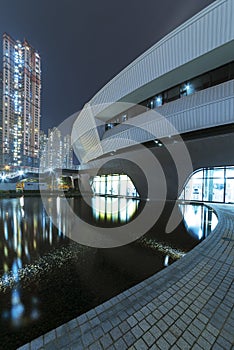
[2,33,41,168]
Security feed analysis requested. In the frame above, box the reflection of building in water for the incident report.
[92,196,139,223]
[91,174,139,197]
[0,197,67,326]
[180,166,234,203]
[179,204,218,240]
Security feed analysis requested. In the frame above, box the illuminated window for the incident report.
[180,166,234,203]
[91,174,139,197]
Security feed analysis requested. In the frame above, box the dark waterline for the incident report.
[0,196,217,349]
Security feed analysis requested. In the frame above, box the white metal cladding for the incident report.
[74,0,234,164]
[71,104,103,163]
[90,80,234,159]
[88,0,233,109]
[103,80,234,138]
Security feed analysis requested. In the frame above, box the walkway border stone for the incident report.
[18,204,234,350]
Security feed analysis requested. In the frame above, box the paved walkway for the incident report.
[19,204,234,350]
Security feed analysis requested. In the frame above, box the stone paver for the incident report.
[18,204,234,349]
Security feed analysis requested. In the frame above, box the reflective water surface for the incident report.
[0,196,217,349]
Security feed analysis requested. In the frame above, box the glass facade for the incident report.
[91,174,139,197]
[180,166,234,203]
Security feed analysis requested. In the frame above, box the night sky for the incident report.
[0,0,215,132]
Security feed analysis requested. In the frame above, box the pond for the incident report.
[0,196,217,349]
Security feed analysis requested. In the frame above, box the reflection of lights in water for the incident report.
[139,237,186,260]
[19,196,24,208]
[179,204,218,240]
[63,221,66,237]
[0,243,91,293]
[4,221,8,240]
[13,212,18,251]
[2,310,9,320]
[92,197,139,223]
[49,220,53,243]
[164,255,169,267]
[4,246,8,257]
[210,215,218,230]
[31,308,40,320]
[42,211,46,236]
[12,259,20,282]
[34,214,38,235]
[2,272,9,284]
[120,198,127,222]
[56,196,60,215]
[25,243,30,259]
[31,297,40,320]
[3,263,8,273]
[11,289,24,326]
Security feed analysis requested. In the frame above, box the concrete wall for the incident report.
[80,130,234,201]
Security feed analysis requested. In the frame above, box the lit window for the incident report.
[155,95,163,107]
[180,166,234,203]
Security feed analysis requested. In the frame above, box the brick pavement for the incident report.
[18,204,234,350]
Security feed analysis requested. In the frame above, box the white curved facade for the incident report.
[72,0,234,164]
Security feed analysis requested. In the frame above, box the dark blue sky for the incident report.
[0,0,214,132]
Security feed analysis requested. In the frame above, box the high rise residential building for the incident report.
[40,127,62,170]
[39,130,47,159]
[0,71,3,166]
[40,128,74,170]
[62,134,73,169]
[2,33,41,168]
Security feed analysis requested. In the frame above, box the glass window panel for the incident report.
[191,169,203,179]
[204,168,224,178]
[106,175,112,195]
[180,82,194,96]
[190,73,210,92]
[100,176,106,194]
[226,167,234,178]
[91,174,139,197]
[184,177,203,201]
[154,94,163,107]
[225,179,234,203]
[230,61,234,79]
[165,85,180,102]
[211,65,229,85]
[111,177,119,195]
[203,178,224,202]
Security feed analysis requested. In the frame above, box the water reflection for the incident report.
[92,196,139,223]
[179,203,218,239]
[0,197,218,349]
[0,197,67,329]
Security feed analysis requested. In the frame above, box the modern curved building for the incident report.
[72,0,234,202]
